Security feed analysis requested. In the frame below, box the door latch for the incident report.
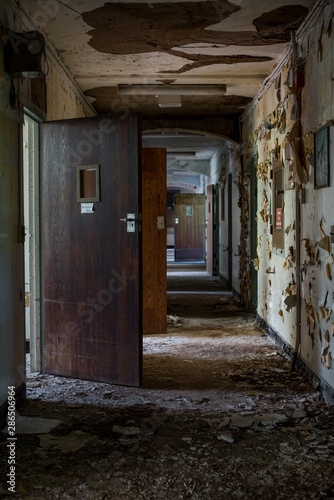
[120,214,136,233]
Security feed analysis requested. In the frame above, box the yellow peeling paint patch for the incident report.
[329,323,334,336]
[319,306,330,321]
[25,292,30,307]
[324,263,332,281]
[323,353,332,369]
[318,236,331,254]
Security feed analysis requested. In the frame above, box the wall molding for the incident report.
[257,314,334,406]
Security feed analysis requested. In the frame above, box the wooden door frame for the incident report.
[228,174,233,290]
[206,184,214,274]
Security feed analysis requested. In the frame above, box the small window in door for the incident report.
[272,157,284,249]
[77,165,100,202]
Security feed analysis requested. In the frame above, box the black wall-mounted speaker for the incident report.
[5,30,45,78]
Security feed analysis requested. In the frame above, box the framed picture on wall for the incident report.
[314,126,330,189]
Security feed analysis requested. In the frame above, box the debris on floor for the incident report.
[167,314,182,326]
[1,415,61,435]
[1,279,334,499]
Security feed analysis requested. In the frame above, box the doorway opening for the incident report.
[23,112,42,373]
[167,190,206,264]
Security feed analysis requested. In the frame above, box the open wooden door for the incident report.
[206,184,214,274]
[43,114,142,386]
[142,148,167,334]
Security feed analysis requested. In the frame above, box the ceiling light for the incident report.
[158,95,182,108]
[167,152,196,158]
[143,132,205,138]
[118,84,227,96]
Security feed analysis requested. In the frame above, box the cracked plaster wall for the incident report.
[242,7,334,390]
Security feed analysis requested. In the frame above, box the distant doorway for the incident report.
[173,193,205,263]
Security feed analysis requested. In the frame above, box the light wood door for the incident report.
[174,194,204,262]
[142,148,167,334]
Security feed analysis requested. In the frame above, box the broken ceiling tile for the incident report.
[112,425,141,436]
[217,432,234,443]
[38,430,96,453]
[259,414,288,426]
[1,415,62,435]
[229,415,255,429]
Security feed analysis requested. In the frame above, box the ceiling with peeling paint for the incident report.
[18,0,316,119]
[15,0,318,168]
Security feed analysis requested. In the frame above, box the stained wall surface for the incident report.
[241,6,334,389]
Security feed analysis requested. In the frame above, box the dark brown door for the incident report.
[142,148,167,334]
[174,194,204,262]
[206,184,214,274]
[43,114,142,386]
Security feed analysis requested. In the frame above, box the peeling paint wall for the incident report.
[44,59,88,120]
[241,4,334,390]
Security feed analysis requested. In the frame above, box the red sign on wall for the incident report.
[276,208,282,229]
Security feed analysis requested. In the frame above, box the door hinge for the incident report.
[17,224,25,244]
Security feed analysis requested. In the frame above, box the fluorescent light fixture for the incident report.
[118,84,227,96]
[158,95,182,108]
[143,132,205,138]
[167,152,196,158]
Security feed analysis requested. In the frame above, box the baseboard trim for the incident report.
[257,314,334,405]
[0,382,26,430]
[232,287,242,301]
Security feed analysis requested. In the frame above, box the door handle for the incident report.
[120,213,136,233]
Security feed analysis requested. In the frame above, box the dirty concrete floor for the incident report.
[1,269,334,499]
